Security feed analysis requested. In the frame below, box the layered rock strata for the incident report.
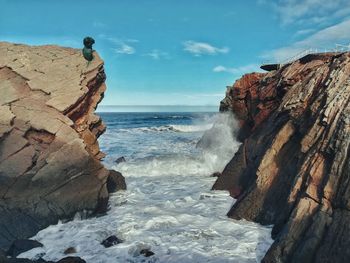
[0,42,122,250]
[214,52,350,262]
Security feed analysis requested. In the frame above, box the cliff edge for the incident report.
[0,42,121,250]
[214,52,350,262]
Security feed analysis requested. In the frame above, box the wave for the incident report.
[18,112,273,263]
[137,115,195,122]
[118,124,213,133]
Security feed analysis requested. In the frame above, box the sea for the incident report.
[19,106,273,263]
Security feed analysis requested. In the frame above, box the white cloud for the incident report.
[183,41,229,56]
[213,64,261,75]
[260,0,350,26]
[143,49,170,60]
[114,44,135,55]
[98,35,138,55]
[262,19,350,62]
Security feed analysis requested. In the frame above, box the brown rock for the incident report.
[0,42,112,250]
[216,52,350,262]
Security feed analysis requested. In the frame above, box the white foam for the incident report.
[118,124,213,133]
[18,112,273,263]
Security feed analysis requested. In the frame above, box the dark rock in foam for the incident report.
[107,170,127,193]
[101,235,123,248]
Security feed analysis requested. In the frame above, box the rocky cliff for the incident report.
[214,52,350,262]
[0,42,124,250]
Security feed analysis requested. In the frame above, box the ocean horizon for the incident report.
[97,105,219,113]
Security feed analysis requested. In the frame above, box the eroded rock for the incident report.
[0,42,114,250]
[215,52,350,262]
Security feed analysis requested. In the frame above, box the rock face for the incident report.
[214,52,350,262]
[0,42,120,250]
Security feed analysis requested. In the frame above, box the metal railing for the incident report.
[261,44,350,67]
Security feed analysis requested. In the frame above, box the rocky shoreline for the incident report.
[1,42,349,263]
[214,52,350,262]
[0,42,126,259]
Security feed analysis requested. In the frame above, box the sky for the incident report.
[1,0,350,106]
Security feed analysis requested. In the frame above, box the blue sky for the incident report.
[1,0,350,106]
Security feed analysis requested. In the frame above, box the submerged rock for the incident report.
[0,42,111,250]
[115,156,126,164]
[215,52,350,262]
[101,235,123,248]
[63,247,76,255]
[140,249,155,257]
[6,240,43,258]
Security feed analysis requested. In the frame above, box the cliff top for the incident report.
[0,41,103,112]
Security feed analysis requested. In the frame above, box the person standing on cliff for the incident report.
[82,36,95,65]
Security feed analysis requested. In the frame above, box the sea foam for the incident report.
[19,112,273,263]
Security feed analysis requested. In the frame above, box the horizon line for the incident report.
[98,104,218,107]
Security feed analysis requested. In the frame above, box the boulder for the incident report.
[216,52,350,262]
[0,42,111,250]
[56,257,86,263]
[101,235,123,248]
[106,170,127,193]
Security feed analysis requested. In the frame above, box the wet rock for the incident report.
[2,258,50,263]
[216,52,350,262]
[63,247,76,254]
[7,240,43,257]
[140,249,155,257]
[0,248,6,262]
[210,172,221,177]
[115,156,126,164]
[0,42,112,250]
[101,235,123,248]
[106,170,127,193]
[56,257,86,263]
